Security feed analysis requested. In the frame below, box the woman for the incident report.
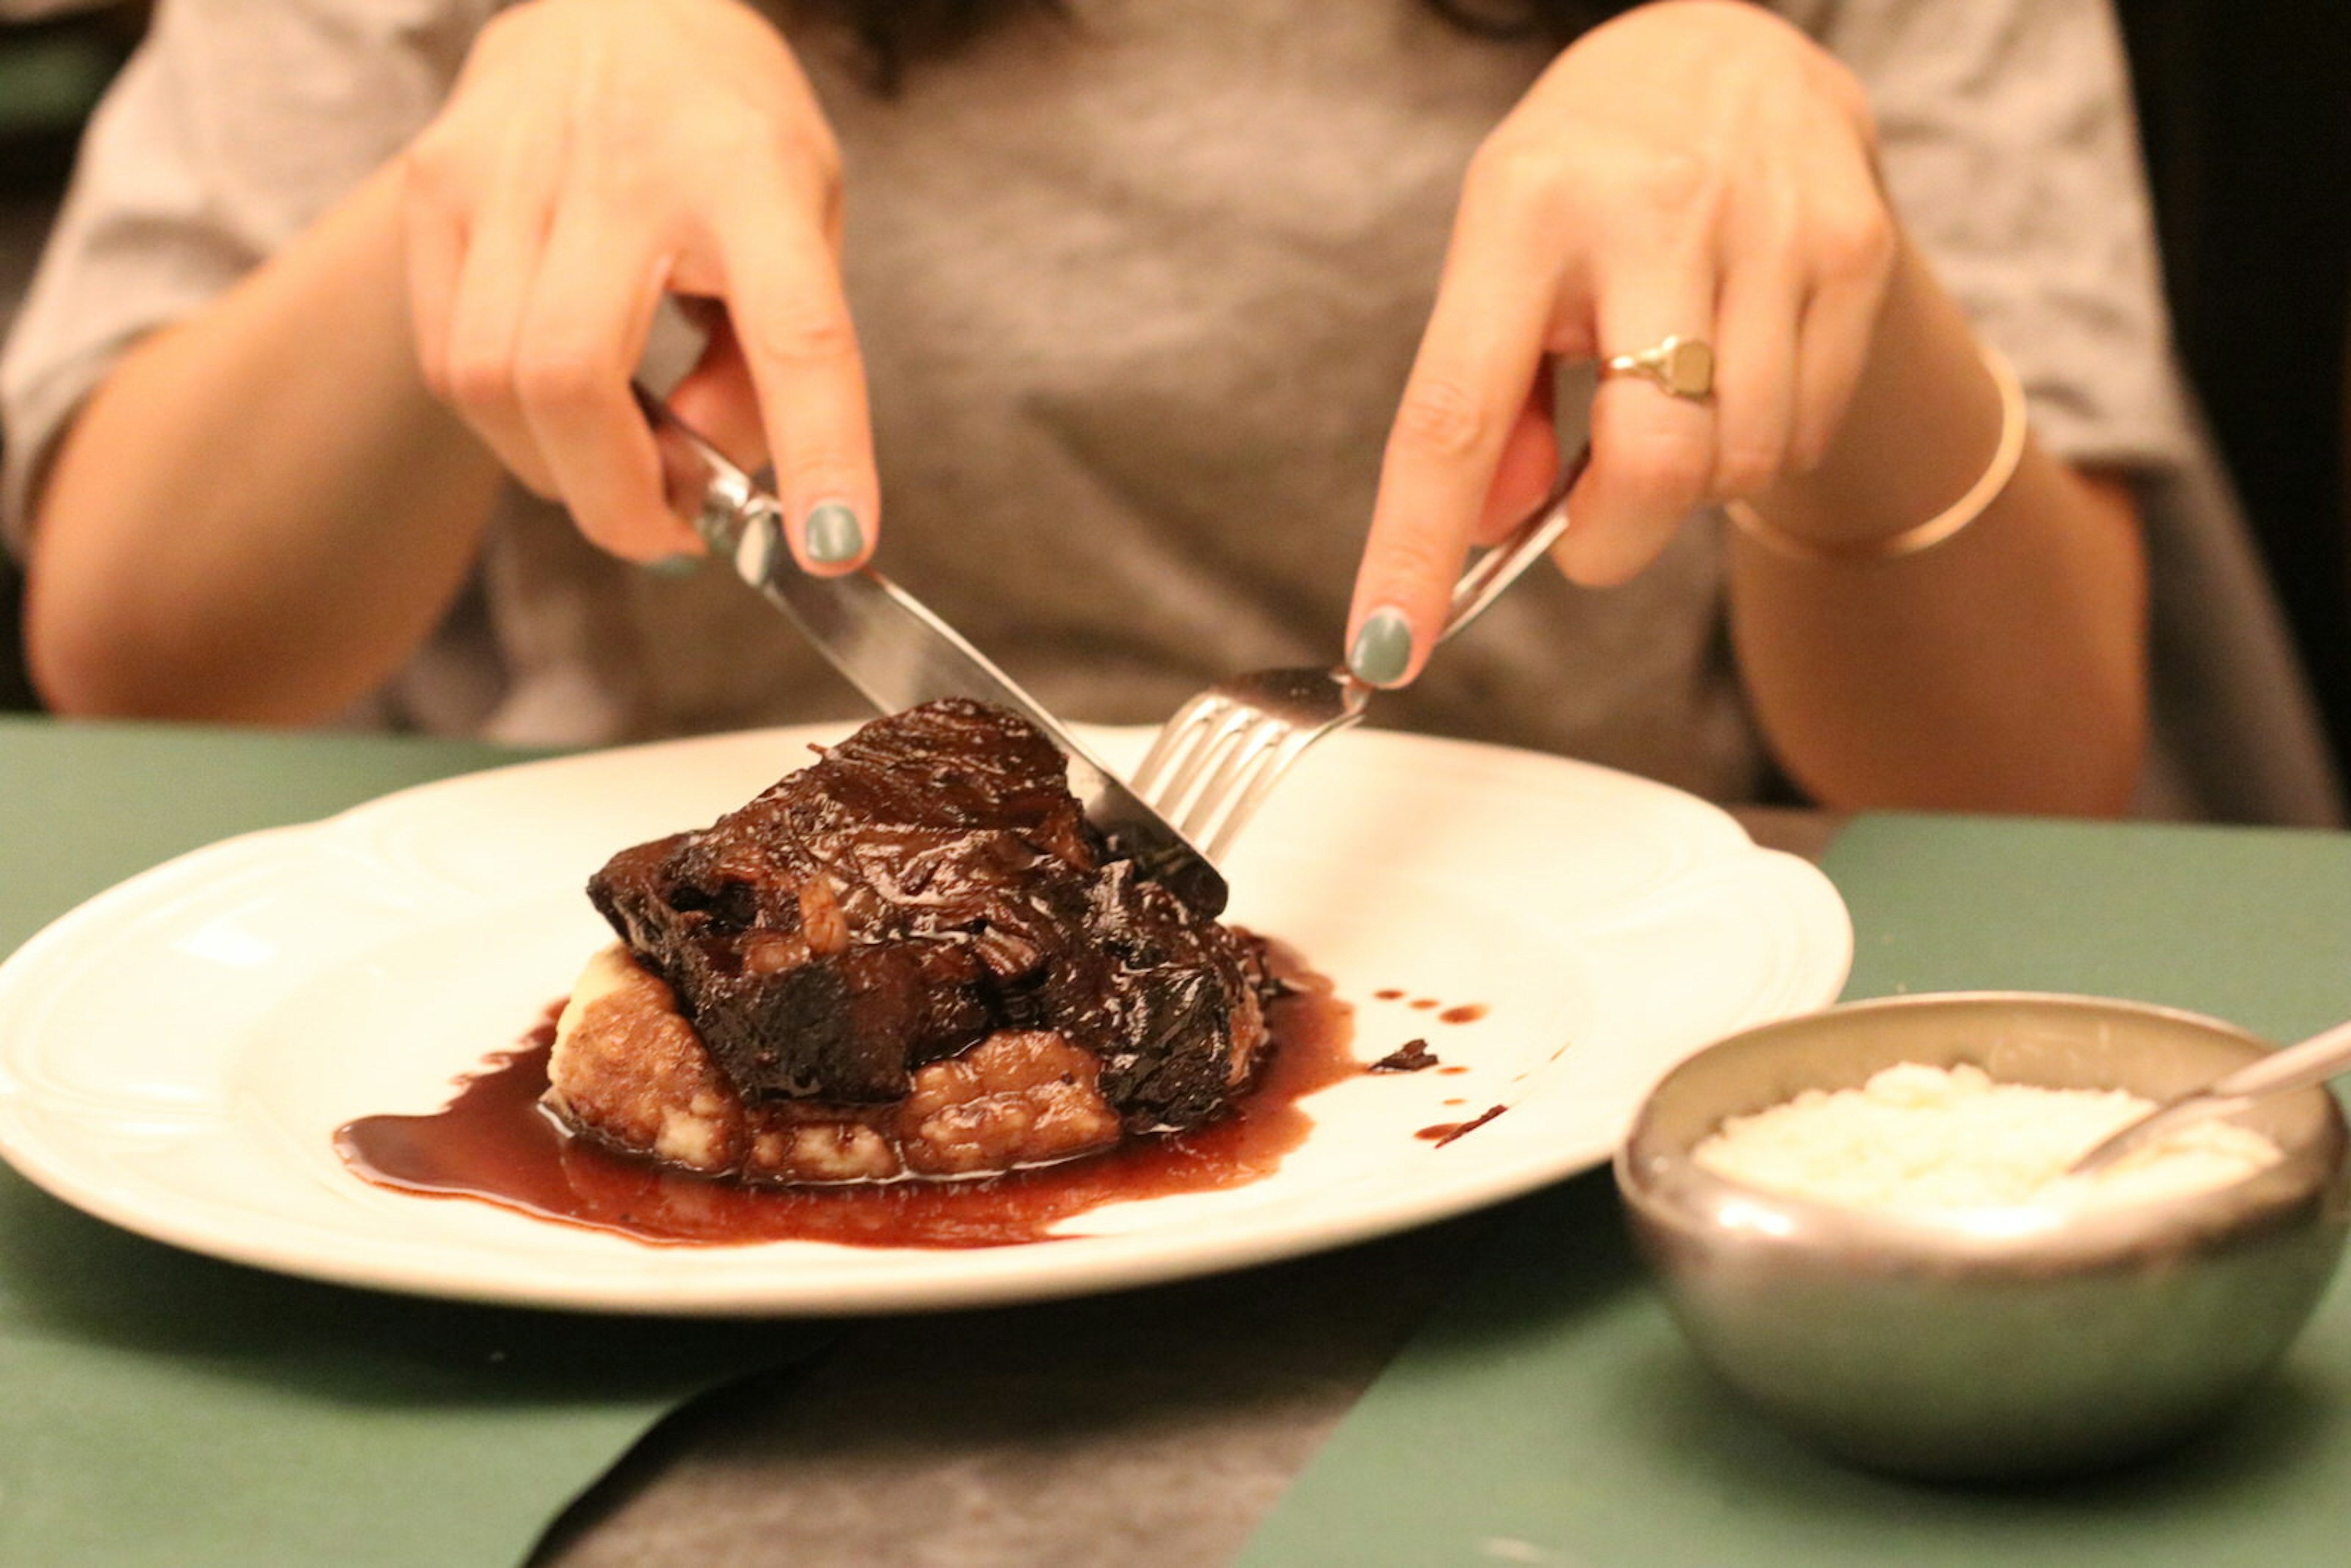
[0,0,2304,816]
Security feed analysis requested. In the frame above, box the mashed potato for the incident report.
[1693,1062,2282,1212]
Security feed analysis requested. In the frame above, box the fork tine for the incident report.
[1176,713,1289,842]
[1142,692,1365,862]
[1131,693,1228,795]
[1188,745,1286,861]
[1147,703,1260,819]
[1195,714,1359,860]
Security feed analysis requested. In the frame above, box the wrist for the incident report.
[1727,345,2025,565]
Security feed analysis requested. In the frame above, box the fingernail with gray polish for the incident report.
[804,501,864,566]
[642,552,703,579]
[1348,607,1415,687]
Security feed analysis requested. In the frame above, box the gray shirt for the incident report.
[4,0,2336,820]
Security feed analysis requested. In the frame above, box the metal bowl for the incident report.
[1613,992,2351,1480]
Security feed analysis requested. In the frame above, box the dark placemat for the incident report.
[1236,812,2351,1567]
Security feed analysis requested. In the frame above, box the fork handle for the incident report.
[1439,442,1592,645]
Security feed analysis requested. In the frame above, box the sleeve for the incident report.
[1782,0,2192,470]
[0,0,498,551]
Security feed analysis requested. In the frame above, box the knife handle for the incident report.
[634,383,792,589]
[1439,441,1589,646]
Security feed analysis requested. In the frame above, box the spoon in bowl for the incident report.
[2069,1014,2351,1175]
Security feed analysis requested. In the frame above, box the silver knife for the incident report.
[636,388,1231,918]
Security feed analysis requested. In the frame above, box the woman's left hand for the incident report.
[1344,0,1894,686]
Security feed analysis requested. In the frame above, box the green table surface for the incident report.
[1238,812,2351,1567]
[0,718,826,1568]
[13,719,2351,1568]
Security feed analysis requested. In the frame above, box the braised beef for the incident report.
[1368,1038,1439,1073]
[587,699,1273,1128]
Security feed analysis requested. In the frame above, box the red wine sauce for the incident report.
[338,953,1355,1250]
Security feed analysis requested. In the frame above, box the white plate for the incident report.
[0,724,1847,1315]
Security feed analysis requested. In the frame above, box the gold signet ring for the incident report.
[1600,335,1715,400]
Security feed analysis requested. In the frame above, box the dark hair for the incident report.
[793,1,1610,90]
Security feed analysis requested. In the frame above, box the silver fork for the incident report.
[1131,446,1590,861]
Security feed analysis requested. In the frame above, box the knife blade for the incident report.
[636,388,1231,918]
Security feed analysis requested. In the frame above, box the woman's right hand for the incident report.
[400,0,876,572]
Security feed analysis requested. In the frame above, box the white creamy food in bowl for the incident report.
[1614,993,2350,1480]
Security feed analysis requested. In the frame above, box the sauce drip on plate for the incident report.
[337,950,1354,1250]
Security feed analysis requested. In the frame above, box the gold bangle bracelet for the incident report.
[1724,345,2027,565]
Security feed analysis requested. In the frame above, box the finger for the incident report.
[666,309,770,472]
[399,160,468,407]
[1553,248,1720,587]
[438,154,560,497]
[1471,371,1562,547]
[1788,193,1896,470]
[1706,208,1803,503]
[713,206,877,576]
[513,201,696,562]
[1349,192,1565,686]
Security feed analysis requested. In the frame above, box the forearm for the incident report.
[24,161,505,723]
[1727,235,2148,816]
